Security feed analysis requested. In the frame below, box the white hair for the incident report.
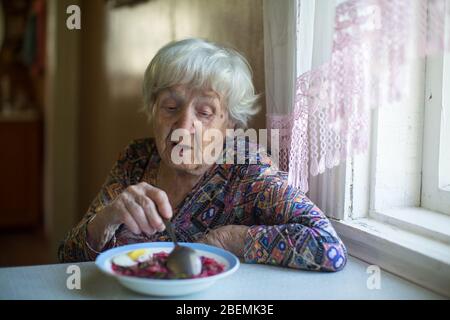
[142,38,260,128]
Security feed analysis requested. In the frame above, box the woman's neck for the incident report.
[156,163,206,209]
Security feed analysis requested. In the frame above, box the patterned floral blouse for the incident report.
[58,138,348,272]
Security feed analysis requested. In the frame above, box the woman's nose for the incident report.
[174,108,196,134]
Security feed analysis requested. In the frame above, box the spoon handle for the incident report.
[162,219,179,246]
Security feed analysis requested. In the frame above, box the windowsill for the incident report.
[370,207,450,244]
[331,214,450,298]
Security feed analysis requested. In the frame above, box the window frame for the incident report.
[421,47,450,215]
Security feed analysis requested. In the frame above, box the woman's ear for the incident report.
[149,102,157,130]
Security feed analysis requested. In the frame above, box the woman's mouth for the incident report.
[169,141,193,158]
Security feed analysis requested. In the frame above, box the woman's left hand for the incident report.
[197,225,249,258]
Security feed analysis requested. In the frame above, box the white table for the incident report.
[0,256,444,299]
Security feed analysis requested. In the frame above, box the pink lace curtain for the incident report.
[267,0,450,193]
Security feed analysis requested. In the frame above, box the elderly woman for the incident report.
[58,38,347,272]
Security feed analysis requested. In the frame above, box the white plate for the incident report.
[95,242,240,297]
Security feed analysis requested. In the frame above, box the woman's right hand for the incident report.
[86,182,173,251]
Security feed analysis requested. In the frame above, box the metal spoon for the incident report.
[162,219,202,277]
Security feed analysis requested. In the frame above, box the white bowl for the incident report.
[95,242,240,297]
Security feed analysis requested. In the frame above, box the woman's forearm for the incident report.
[197,225,249,258]
[86,210,121,252]
[243,223,347,272]
[58,209,120,262]
[57,213,100,262]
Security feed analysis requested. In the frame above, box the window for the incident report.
[270,0,450,296]
[344,0,450,219]
[328,1,450,296]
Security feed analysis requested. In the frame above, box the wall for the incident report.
[77,0,265,218]
[45,0,80,258]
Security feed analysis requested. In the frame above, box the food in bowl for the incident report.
[96,243,240,296]
[111,249,225,279]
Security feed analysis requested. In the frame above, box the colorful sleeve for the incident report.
[242,162,348,272]
[57,143,136,263]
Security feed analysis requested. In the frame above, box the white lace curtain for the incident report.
[264,0,450,194]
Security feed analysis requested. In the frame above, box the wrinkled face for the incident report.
[153,84,234,175]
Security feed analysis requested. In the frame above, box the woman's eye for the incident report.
[163,105,177,112]
[198,107,213,118]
